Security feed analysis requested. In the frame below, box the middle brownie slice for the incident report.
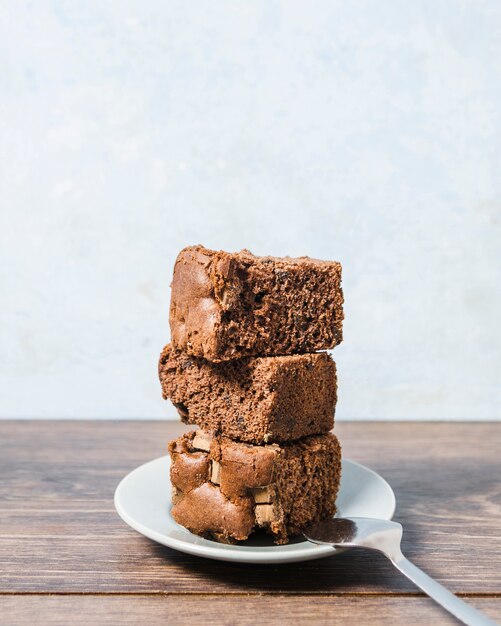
[159,344,337,444]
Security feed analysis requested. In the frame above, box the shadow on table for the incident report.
[150,542,416,593]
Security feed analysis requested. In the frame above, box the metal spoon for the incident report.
[304,517,498,626]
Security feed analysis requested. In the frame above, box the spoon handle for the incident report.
[391,555,498,626]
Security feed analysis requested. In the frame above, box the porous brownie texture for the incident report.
[169,245,344,361]
[168,430,342,544]
[159,344,337,444]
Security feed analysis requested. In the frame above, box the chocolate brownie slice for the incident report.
[169,245,343,361]
[159,344,337,444]
[168,430,342,544]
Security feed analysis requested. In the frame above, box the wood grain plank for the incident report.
[1,595,500,626]
[0,421,500,595]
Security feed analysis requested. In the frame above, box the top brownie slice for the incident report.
[169,245,344,361]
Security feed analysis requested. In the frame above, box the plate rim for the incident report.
[114,455,396,564]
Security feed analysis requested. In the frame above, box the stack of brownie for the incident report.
[159,245,344,544]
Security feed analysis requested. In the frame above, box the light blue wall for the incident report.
[1,1,500,418]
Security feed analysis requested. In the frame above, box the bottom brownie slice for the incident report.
[168,430,342,544]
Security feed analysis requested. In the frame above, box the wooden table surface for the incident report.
[1,420,500,625]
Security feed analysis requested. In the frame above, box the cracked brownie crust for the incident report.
[169,245,344,362]
[168,430,342,544]
[159,344,337,444]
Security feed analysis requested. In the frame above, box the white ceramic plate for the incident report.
[114,456,395,564]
